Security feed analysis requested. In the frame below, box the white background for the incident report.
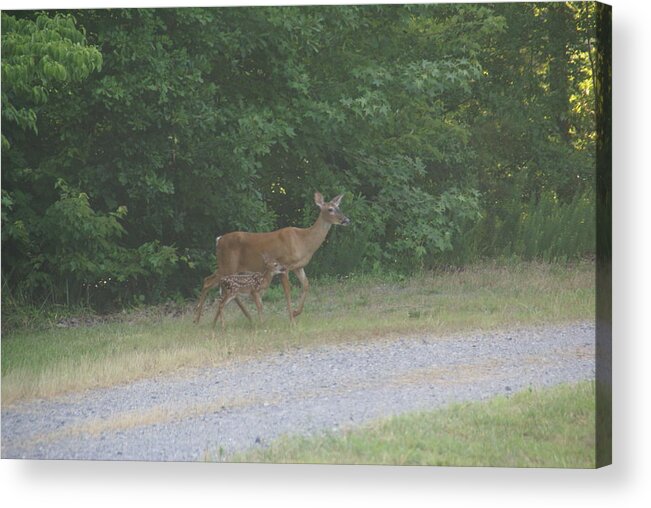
[1,0,649,506]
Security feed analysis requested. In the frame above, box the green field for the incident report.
[228,382,597,468]
[1,261,594,404]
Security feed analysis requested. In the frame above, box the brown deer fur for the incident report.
[194,192,350,324]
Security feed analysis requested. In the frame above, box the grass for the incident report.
[227,381,597,468]
[1,260,595,404]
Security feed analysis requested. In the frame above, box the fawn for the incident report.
[211,255,287,337]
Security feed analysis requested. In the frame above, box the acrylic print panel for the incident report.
[1,2,611,467]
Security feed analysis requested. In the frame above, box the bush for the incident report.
[441,191,595,265]
[515,191,595,261]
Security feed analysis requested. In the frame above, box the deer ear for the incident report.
[314,192,325,207]
[331,194,344,207]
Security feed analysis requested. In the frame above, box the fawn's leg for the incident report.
[252,291,264,323]
[194,272,221,323]
[212,293,235,339]
[234,296,253,322]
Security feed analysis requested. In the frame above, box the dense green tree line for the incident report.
[1,3,601,310]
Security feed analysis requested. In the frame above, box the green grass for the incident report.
[1,260,595,404]
[228,382,597,468]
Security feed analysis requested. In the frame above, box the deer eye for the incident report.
[328,208,335,213]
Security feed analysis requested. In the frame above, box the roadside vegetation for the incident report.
[2,4,602,312]
[1,260,594,404]
[228,381,597,468]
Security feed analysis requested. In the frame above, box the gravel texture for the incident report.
[1,322,595,462]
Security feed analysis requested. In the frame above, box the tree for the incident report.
[1,12,102,148]
[2,5,598,310]
[1,12,128,306]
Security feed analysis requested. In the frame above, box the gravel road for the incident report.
[1,322,595,462]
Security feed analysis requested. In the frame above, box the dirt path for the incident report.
[1,322,595,462]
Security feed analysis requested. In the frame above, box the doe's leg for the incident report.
[280,272,295,324]
[291,268,310,319]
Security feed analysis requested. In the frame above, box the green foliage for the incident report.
[515,191,595,261]
[442,191,595,265]
[1,4,598,311]
[40,181,125,283]
[4,177,179,308]
[1,12,102,145]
